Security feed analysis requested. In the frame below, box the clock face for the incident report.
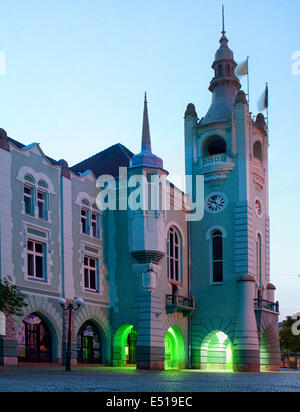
[206,193,227,214]
[255,200,262,216]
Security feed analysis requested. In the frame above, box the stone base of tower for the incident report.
[136,346,165,370]
[233,349,260,372]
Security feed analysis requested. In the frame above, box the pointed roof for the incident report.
[71,143,134,178]
[201,7,241,126]
[130,93,163,169]
[141,93,152,153]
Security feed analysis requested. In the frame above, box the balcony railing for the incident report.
[201,154,227,167]
[166,295,195,317]
[254,298,279,314]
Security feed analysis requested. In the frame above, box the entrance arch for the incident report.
[164,326,185,370]
[77,321,103,364]
[113,324,137,367]
[17,312,57,363]
[200,331,233,371]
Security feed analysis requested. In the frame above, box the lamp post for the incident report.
[58,297,84,372]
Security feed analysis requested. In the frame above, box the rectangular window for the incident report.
[81,209,89,234]
[212,231,223,284]
[83,256,98,292]
[91,213,100,238]
[37,191,47,220]
[24,186,34,216]
[27,240,45,280]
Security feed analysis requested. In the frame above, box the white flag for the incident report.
[235,59,248,77]
[258,85,268,112]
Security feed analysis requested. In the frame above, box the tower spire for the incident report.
[130,93,163,169]
[222,4,226,36]
[142,92,152,153]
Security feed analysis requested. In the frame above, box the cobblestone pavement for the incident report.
[0,367,299,392]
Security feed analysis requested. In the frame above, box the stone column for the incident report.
[135,264,165,370]
[233,275,260,372]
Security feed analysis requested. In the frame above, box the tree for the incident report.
[0,277,28,316]
[280,316,300,370]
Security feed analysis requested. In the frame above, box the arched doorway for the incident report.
[200,331,233,371]
[17,313,53,363]
[77,321,102,364]
[164,326,185,370]
[113,325,137,367]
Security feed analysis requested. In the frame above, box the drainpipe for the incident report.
[60,174,66,299]
[187,219,192,369]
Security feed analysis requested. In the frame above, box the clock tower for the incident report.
[184,24,280,372]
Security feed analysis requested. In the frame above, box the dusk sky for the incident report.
[0,0,299,319]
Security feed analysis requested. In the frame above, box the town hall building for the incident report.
[0,23,280,372]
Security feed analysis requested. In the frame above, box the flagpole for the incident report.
[266,82,269,128]
[247,56,250,105]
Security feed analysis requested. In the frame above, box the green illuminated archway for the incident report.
[113,324,137,367]
[200,330,233,371]
[164,326,185,370]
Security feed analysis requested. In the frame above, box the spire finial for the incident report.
[141,92,152,153]
[222,4,226,36]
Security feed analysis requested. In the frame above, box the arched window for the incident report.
[205,136,226,157]
[211,230,223,283]
[217,64,224,77]
[81,200,100,238]
[167,226,182,283]
[253,141,263,163]
[256,234,262,287]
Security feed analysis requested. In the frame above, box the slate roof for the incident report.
[71,143,134,178]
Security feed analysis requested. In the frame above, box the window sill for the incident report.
[168,279,183,287]
[84,289,100,294]
[210,282,224,286]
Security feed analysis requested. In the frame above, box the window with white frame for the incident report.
[23,176,49,221]
[27,239,46,280]
[91,211,100,238]
[211,230,223,283]
[81,207,89,234]
[167,226,182,283]
[83,256,98,291]
[24,185,34,216]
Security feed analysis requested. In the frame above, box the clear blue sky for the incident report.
[0,0,299,319]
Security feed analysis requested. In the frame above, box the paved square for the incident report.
[0,367,299,392]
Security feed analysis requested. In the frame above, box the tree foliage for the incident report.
[280,316,300,353]
[0,277,28,316]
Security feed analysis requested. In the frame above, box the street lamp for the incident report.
[58,297,84,372]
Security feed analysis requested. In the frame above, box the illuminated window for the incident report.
[167,226,182,283]
[27,240,46,280]
[212,230,223,283]
[84,256,98,292]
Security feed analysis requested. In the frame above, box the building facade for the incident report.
[0,27,280,371]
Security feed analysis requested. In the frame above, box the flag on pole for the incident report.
[258,84,269,112]
[235,59,249,77]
